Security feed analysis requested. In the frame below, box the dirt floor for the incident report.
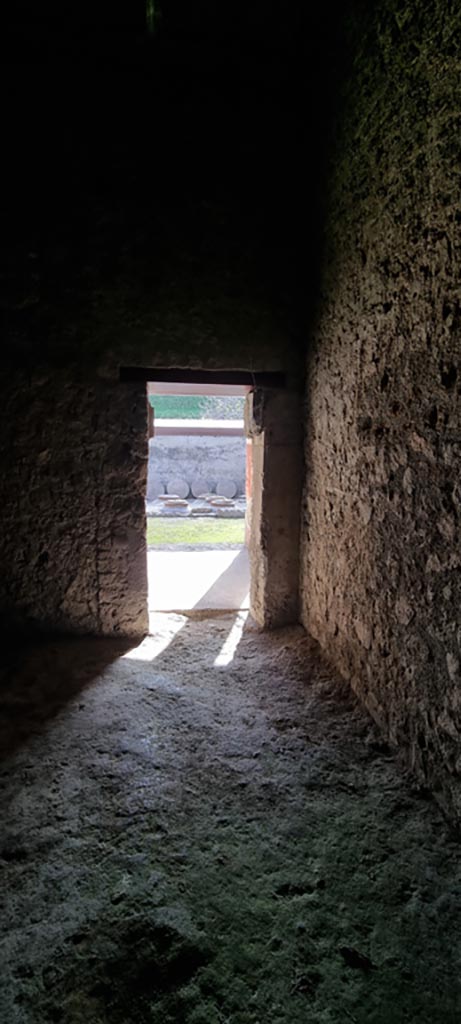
[1,613,461,1024]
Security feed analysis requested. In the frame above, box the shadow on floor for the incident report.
[0,550,250,762]
[0,632,133,761]
[193,547,250,611]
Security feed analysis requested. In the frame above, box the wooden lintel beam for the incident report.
[120,366,286,389]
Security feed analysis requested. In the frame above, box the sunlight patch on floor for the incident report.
[214,610,249,667]
[122,613,185,661]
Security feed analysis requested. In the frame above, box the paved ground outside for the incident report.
[146,497,246,518]
[148,548,250,613]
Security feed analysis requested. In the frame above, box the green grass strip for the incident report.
[146,517,245,547]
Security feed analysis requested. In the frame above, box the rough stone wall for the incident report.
[0,4,327,637]
[0,62,298,637]
[2,41,302,379]
[300,1,461,817]
[0,372,148,637]
[248,390,302,628]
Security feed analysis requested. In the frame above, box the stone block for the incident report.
[167,478,190,498]
[191,477,211,497]
[216,478,237,498]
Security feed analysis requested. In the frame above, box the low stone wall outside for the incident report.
[147,432,246,499]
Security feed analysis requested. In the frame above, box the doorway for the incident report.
[119,365,301,634]
[146,382,251,616]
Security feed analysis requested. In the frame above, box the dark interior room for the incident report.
[1,2,461,1021]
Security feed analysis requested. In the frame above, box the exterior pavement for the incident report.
[147,547,250,613]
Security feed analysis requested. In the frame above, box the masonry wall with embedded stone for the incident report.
[300,0,461,818]
[0,16,305,637]
[0,371,148,636]
[147,434,246,499]
[248,389,302,628]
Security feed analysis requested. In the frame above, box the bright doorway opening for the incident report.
[146,382,250,617]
